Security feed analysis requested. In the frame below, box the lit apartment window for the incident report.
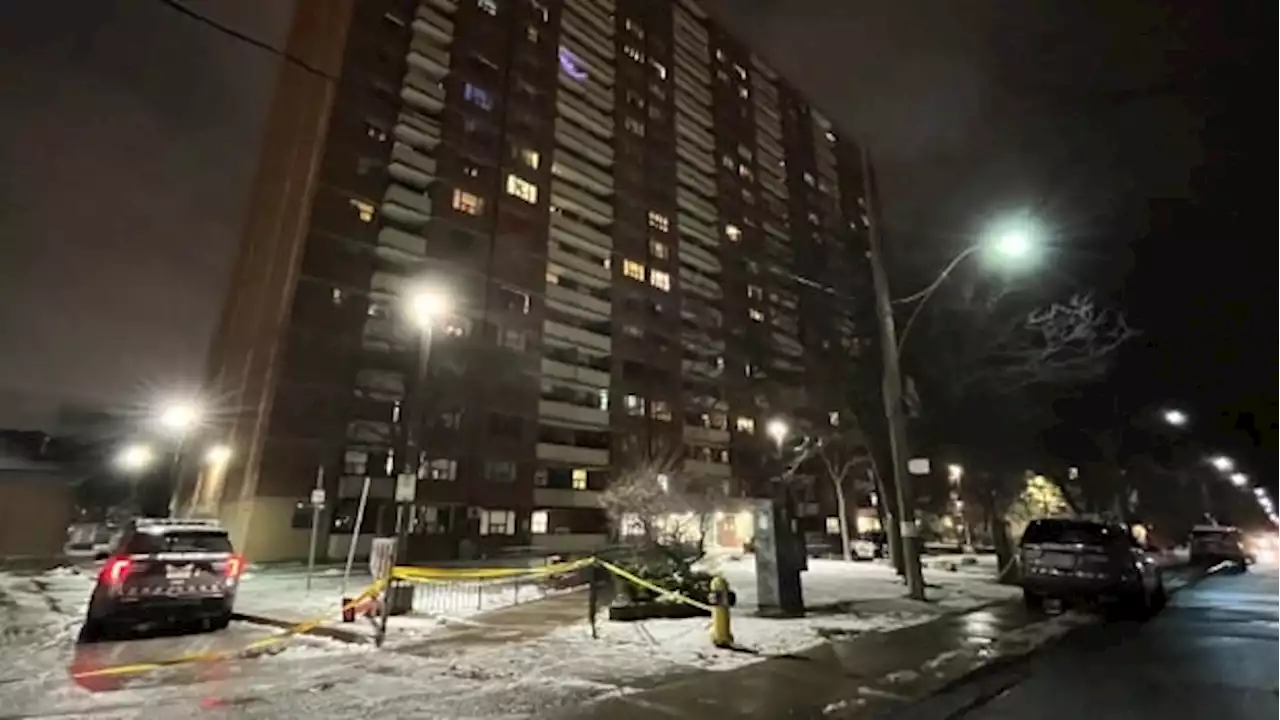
[424,458,458,481]
[624,394,646,416]
[477,0,497,16]
[531,510,549,534]
[721,155,735,170]
[349,198,375,223]
[531,0,548,22]
[826,130,837,143]
[624,117,645,136]
[826,516,841,534]
[526,24,539,42]
[452,189,485,215]
[517,147,540,169]
[623,259,646,281]
[737,85,749,99]
[829,411,841,426]
[464,83,494,110]
[545,271,560,285]
[597,388,609,410]
[749,308,765,322]
[651,400,673,422]
[747,284,764,300]
[648,211,669,232]
[652,60,667,79]
[649,269,671,292]
[623,45,644,63]
[724,224,742,242]
[733,63,747,80]
[572,469,588,490]
[735,416,756,434]
[649,239,669,259]
[479,509,515,535]
[505,174,538,204]
[803,171,815,187]
[624,18,644,38]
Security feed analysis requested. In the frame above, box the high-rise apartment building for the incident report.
[191,0,877,561]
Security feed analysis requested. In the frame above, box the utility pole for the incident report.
[861,145,926,600]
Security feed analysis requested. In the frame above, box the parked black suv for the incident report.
[1019,518,1165,616]
[82,518,244,640]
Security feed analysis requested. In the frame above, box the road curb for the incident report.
[882,560,1235,718]
[232,612,371,645]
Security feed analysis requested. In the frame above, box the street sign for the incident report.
[310,487,326,506]
[394,472,417,503]
[907,458,931,475]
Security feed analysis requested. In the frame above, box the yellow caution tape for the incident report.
[595,559,714,613]
[392,557,592,582]
[71,580,387,680]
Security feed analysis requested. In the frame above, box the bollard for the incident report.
[709,575,733,648]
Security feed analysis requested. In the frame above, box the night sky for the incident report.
[1,2,1272,480]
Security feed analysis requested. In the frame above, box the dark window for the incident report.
[484,460,518,482]
[489,413,524,439]
[1021,520,1117,546]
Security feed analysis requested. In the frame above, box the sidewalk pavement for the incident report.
[545,598,1053,720]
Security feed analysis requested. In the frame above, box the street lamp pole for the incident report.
[861,145,926,601]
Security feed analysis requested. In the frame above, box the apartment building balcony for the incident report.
[683,424,731,447]
[561,33,615,87]
[361,317,400,352]
[393,112,441,151]
[561,14,614,66]
[679,266,722,301]
[538,400,609,429]
[546,282,611,322]
[558,70,614,113]
[551,151,614,196]
[674,46,711,86]
[674,73,713,108]
[533,488,603,510]
[375,226,427,264]
[548,246,610,287]
[677,188,717,224]
[550,211,612,257]
[675,142,714,175]
[544,319,611,354]
[679,240,721,275]
[541,357,610,389]
[557,92,613,140]
[680,356,721,380]
[406,43,450,79]
[424,0,456,12]
[676,162,716,199]
[674,119,715,153]
[412,6,454,45]
[347,419,393,445]
[555,121,614,168]
[354,368,405,402]
[774,333,805,357]
[566,0,614,38]
[678,212,717,248]
[400,75,445,114]
[537,443,609,467]
[551,180,613,227]
[369,271,404,300]
[683,458,732,479]
[388,142,437,190]
[382,184,433,223]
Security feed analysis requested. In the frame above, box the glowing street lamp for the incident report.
[158,399,202,436]
[1209,456,1235,473]
[405,284,453,330]
[765,418,790,449]
[1162,409,1189,427]
[204,444,233,466]
[115,444,155,473]
[1229,472,1248,488]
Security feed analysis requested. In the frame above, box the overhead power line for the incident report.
[155,0,337,81]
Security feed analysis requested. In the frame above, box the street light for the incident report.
[158,400,202,436]
[1162,409,1189,427]
[1209,455,1235,472]
[1229,472,1248,487]
[115,444,155,473]
[406,285,453,330]
[765,418,790,449]
[204,444,233,466]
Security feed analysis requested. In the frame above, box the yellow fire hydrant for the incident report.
[709,575,733,648]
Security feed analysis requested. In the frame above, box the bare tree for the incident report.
[599,450,727,568]
[778,417,877,562]
[950,292,1138,396]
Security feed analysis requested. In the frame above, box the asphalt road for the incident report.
[960,564,1279,719]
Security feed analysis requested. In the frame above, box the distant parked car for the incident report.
[83,518,244,641]
[1019,518,1165,617]
[849,536,878,561]
[1189,525,1251,569]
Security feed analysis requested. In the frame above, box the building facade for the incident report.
[192,0,877,561]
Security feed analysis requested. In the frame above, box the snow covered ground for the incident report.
[0,556,1018,718]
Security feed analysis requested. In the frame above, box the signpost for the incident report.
[305,467,325,592]
[339,475,372,620]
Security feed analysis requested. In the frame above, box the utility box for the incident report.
[752,498,806,617]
